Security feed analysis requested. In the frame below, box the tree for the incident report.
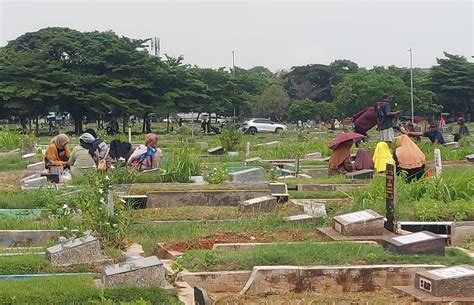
[287,99,319,122]
[252,83,290,121]
[283,64,336,101]
[427,52,474,117]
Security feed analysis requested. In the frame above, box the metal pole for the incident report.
[409,48,414,125]
[232,50,236,122]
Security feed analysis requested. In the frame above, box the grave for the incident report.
[332,210,385,236]
[269,183,288,196]
[228,168,265,184]
[304,152,322,160]
[240,196,277,213]
[346,169,374,180]
[382,231,445,256]
[102,256,166,287]
[414,266,474,297]
[302,202,326,217]
[444,142,459,148]
[21,152,36,160]
[284,214,314,222]
[207,146,224,155]
[243,157,262,165]
[26,161,45,171]
[21,176,47,190]
[46,235,106,266]
[466,154,474,162]
[280,169,296,177]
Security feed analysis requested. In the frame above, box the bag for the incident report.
[97,159,107,172]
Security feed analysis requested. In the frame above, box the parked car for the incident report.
[241,118,287,134]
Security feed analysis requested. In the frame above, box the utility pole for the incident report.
[232,50,236,121]
[408,48,414,125]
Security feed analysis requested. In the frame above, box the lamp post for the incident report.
[408,48,414,125]
[232,50,236,121]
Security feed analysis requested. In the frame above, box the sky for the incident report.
[0,0,472,71]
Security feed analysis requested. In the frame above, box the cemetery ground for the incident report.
[0,124,473,304]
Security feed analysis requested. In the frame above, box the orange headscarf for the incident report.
[51,133,70,149]
[395,135,425,169]
[328,140,353,170]
[145,133,157,148]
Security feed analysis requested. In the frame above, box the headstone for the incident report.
[269,182,288,196]
[227,151,238,157]
[26,161,45,171]
[385,163,396,232]
[244,157,262,165]
[434,148,442,177]
[228,167,264,184]
[415,265,474,297]
[284,214,314,222]
[240,196,277,213]
[21,176,48,190]
[346,169,374,180]
[382,231,445,256]
[194,286,211,305]
[304,152,322,160]
[21,153,36,160]
[303,202,326,217]
[46,235,103,266]
[444,142,459,148]
[333,209,385,236]
[207,146,224,155]
[102,256,166,287]
[466,154,474,162]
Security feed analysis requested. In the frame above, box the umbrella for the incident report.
[329,132,365,149]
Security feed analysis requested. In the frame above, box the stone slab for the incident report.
[297,183,366,191]
[46,235,103,266]
[207,146,224,155]
[333,209,385,236]
[284,214,314,222]
[146,189,271,208]
[383,231,446,256]
[302,202,326,217]
[466,154,474,162]
[415,265,474,297]
[244,157,263,165]
[26,161,45,171]
[444,142,459,148]
[177,270,252,293]
[304,152,322,160]
[269,182,288,195]
[240,196,277,213]
[21,153,36,160]
[346,169,374,180]
[21,176,47,189]
[301,168,327,177]
[102,256,166,287]
[318,227,395,242]
[450,221,474,247]
[228,168,265,184]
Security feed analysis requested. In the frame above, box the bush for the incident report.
[203,167,228,184]
[0,131,23,151]
[219,124,242,152]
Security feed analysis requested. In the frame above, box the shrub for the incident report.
[203,167,228,184]
[219,124,242,151]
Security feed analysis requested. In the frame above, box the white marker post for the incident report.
[245,142,250,157]
[128,128,132,143]
[434,148,442,177]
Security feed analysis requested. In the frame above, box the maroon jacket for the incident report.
[352,104,378,132]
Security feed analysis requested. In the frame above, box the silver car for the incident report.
[241,118,287,134]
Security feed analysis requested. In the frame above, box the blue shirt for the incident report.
[376,100,393,131]
[423,130,445,144]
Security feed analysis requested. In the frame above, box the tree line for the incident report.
[0,27,472,134]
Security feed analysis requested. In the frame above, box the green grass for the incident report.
[289,190,351,199]
[127,182,267,195]
[0,275,180,304]
[0,189,61,209]
[0,156,28,172]
[0,216,66,229]
[177,242,473,272]
[0,254,94,275]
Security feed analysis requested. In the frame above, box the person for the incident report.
[373,141,395,173]
[438,116,446,130]
[48,120,54,136]
[376,94,401,144]
[394,135,426,182]
[353,148,374,170]
[403,124,445,144]
[127,133,161,171]
[84,129,109,161]
[44,133,71,169]
[109,139,129,161]
[69,133,97,178]
[453,117,470,142]
[352,103,378,137]
[328,140,354,175]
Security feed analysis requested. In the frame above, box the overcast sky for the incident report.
[1,0,472,71]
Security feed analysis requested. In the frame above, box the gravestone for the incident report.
[333,209,385,236]
[346,169,374,180]
[194,286,211,305]
[46,235,103,266]
[305,152,322,160]
[240,196,277,213]
[27,161,45,171]
[228,168,264,184]
[21,152,36,160]
[434,148,442,177]
[415,265,474,297]
[303,202,326,217]
[284,214,314,222]
[21,176,48,190]
[382,231,445,256]
[102,256,166,287]
[280,169,296,177]
[444,142,459,148]
[244,157,262,165]
[466,154,474,162]
[269,183,288,196]
[207,146,224,155]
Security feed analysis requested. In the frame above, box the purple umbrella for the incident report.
[329,132,365,149]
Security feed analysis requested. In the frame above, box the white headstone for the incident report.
[245,142,250,157]
[428,266,474,279]
[339,210,376,223]
[392,232,435,244]
[22,153,36,160]
[434,148,442,177]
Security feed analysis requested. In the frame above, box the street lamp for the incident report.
[408,48,414,125]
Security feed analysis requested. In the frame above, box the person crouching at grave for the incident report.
[452,117,470,142]
[372,142,395,173]
[353,148,374,171]
[44,133,71,170]
[393,135,426,182]
[107,139,130,169]
[127,133,161,172]
[328,140,354,175]
[69,133,97,178]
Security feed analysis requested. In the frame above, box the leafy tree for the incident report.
[287,99,319,122]
[252,83,290,121]
[283,64,335,101]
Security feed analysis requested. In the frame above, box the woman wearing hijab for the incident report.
[127,133,161,171]
[328,140,354,175]
[372,142,395,173]
[106,139,129,169]
[69,133,97,178]
[354,149,374,170]
[44,133,71,169]
[394,135,426,181]
[84,128,109,161]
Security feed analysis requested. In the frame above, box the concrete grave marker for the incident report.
[444,141,459,148]
[269,183,288,196]
[450,221,474,247]
[415,265,474,297]
[21,153,36,160]
[466,154,474,162]
[333,209,385,236]
[228,167,264,184]
[284,214,314,222]
[244,157,262,165]
[207,146,224,155]
[346,169,374,180]
[303,202,326,217]
[304,152,322,160]
[434,148,442,177]
[383,231,445,256]
[27,161,45,171]
[46,235,104,266]
[240,196,277,213]
[21,176,47,190]
[102,256,166,287]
